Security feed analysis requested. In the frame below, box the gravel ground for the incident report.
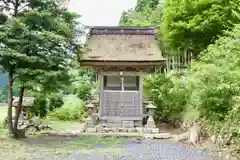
[2,135,226,160]
[32,139,215,160]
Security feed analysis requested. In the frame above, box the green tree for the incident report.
[0,0,81,137]
[71,68,96,101]
[119,0,164,26]
[161,0,240,57]
[0,85,20,102]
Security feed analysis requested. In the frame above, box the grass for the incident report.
[0,104,7,123]
[0,135,129,159]
[0,104,128,159]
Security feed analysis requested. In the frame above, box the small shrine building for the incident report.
[81,26,165,131]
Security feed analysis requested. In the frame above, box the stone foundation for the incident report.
[84,117,159,134]
[84,125,159,135]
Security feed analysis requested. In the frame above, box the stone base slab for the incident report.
[143,127,160,134]
[121,121,134,128]
[92,127,138,133]
[85,127,97,133]
[144,133,173,139]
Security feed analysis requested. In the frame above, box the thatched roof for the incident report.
[81,26,165,66]
[12,96,35,107]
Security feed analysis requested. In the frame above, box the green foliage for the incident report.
[119,0,164,26]
[29,92,64,118]
[0,73,7,89]
[73,83,92,102]
[144,72,188,122]
[30,93,48,118]
[135,0,159,12]
[121,0,240,153]
[71,68,96,101]
[48,94,64,111]
[0,0,81,95]
[161,0,240,56]
[0,84,20,102]
[145,25,240,153]
[47,95,86,121]
[0,0,82,135]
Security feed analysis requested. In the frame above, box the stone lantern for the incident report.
[85,102,97,127]
[144,102,159,133]
[146,102,157,115]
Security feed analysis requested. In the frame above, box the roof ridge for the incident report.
[87,26,159,30]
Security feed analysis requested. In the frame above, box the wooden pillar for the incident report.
[139,72,143,117]
[99,72,104,118]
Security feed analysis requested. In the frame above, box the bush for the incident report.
[71,68,96,101]
[29,93,64,118]
[144,72,188,123]
[1,117,8,129]
[48,94,64,111]
[73,83,92,101]
[47,95,86,121]
[145,25,240,154]
[29,93,48,118]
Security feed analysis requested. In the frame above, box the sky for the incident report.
[68,0,137,26]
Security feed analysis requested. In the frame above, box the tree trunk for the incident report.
[7,70,14,136]
[13,86,25,138]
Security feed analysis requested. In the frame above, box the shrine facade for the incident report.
[81,26,165,131]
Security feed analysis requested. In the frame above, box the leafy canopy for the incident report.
[119,0,164,26]
[161,0,240,56]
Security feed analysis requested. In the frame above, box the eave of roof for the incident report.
[87,26,160,35]
[80,60,165,63]
[87,26,160,30]
[80,60,165,67]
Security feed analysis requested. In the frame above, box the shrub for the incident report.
[145,25,240,154]
[47,95,86,121]
[29,93,64,118]
[29,93,48,118]
[1,117,8,129]
[71,68,96,101]
[144,72,188,122]
[73,83,92,101]
[48,94,64,111]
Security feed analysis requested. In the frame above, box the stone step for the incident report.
[95,127,138,133]
[99,120,136,128]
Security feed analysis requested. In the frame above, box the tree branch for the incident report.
[18,3,29,12]
[0,4,15,10]
[2,0,15,6]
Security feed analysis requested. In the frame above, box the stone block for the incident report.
[127,128,137,133]
[107,119,121,123]
[79,128,85,133]
[107,123,122,128]
[95,126,101,132]
[111,128,118,132]
[85,128,96,133]
[145,116,156,128]
[143,128,152,134]
[144,134,154,140]
[134,121,142,127]
[122,121,134,128]
[118,128,127,132]
[102,127,112,133]
[154,133,173,139]
[136,127,143,133]
[152,128,159,134]
[86,116,95,127]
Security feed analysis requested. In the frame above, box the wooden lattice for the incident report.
[101,91,141,117]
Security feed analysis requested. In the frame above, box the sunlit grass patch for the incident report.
[0,104,7,123]
[64,136,122,148]
[0,132,133,159]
